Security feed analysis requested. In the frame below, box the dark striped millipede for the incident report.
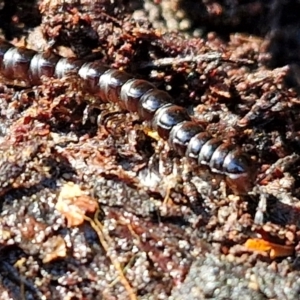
[0,39,255,193]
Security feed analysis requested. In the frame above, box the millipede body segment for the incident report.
[0,39,254,192]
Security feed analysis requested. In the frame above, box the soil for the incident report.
[1,0,300,299]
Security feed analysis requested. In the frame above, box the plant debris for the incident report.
[0,0,300,299]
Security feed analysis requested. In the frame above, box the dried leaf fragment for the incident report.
[244,238,294,259]
[42,235,67,263]
[56,182,98,227]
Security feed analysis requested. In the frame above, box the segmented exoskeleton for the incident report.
[0,39,254,192]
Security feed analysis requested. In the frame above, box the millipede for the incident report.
[0,38,254,193]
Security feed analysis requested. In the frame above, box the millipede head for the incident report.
[223,149,251,175]
[223,149,254,194]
